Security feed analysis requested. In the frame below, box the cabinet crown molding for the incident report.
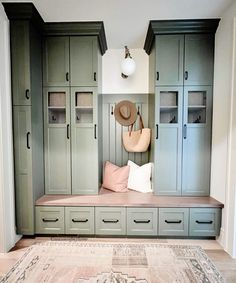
[2,2,108,55]
[144,19,220,55]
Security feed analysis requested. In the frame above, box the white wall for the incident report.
[102,48,149,94]
[211,0,236,256]
[0,4,19,253]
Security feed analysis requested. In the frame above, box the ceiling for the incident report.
[2,0,234,49]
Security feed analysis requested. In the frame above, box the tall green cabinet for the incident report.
[3,4,45,235]
[43,34,104,195]
[145,20,219,196]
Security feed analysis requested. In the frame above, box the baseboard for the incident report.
[216,227,225,248]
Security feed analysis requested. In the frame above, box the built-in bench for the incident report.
[35,188,224,237]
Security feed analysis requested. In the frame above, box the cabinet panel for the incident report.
[127,208,158,236]
[65,207,94,234]
[155,35,184,86]
[182,86,212,196]
[44,88,71,194]
[189,208,221,236]
[11,21,31,105]
[43,37,69,87]
[71,87,98,194]
[13,106,33,234]
[184,34,214,86]
[155,87,183,195]
[159,208,189,236]
[70,37,97,86]
[95,207,126,235]
[35,206,65,234]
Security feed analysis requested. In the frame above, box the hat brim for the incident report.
[114,100,137,126]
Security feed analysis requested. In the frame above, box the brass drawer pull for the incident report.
[25,89,30,100]
[42,218,59,222]
[134,220,151,224]
[102,219,119,223]
[165,220,182,224]
[72,218,88,223]
[196,220,213,224]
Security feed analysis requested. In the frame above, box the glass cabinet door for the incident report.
[182,86,212,196]
[75,91,93,124]
[44,87,71,194]
[155,86,183,196]
[48,91,66,124]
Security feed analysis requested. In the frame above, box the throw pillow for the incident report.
[102,161,130,192]
[127,160,152,193]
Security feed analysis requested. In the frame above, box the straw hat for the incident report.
[114,100,137,126]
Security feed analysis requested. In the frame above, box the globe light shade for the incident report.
[121,57,136,77]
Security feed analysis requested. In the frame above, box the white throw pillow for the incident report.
[127,160,152,193]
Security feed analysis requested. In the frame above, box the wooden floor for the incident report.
[0,236,236,282]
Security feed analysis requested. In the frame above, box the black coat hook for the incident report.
[111,106,114,115]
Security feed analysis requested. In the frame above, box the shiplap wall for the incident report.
[102,94,149,166]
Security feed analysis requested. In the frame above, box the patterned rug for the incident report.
[0,241,225,283]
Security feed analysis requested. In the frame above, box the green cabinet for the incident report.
[35,206,65,234]
[10,20,44,235]
[184,34,214,86]
[43,36,98,87]
[155,34,214,87]
[43,37,70,87]
[127,207,158,236]
[44,87,71,194]
[156,35,184,86]
[13,107,33,234]
[71,87,99,194]
[149,22,217,196]
[189,208,221,237]
[70,37,98,87]
[155,87,183,195]
[182,86,212,195]
[65,207,95,234]
[11,21,31,106]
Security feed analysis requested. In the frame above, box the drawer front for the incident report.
[65,207,94,235]
[189,208,221,237]
[159,208,189,236]
[95,207,126,235]
[127,208,158,236]
[35,206,64,234]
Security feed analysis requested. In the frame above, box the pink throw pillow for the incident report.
[102,161,130,192]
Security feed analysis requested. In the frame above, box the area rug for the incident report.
[0,241,225,283]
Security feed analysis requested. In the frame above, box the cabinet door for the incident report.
[13,106,34,234]
[182,86,212,196]
[44,87,71,194]
[184,34,214,86]
[70,37,98,87]
[71,87,98,194]
[155,87,183,195]
[43,37,70,87]
[11,21,31,105]
[155,35,184,86]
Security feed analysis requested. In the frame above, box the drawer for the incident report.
[95,207,126,235]
[65,207,94,235]
[189,208,221,237]
[35,206,64,234]
[159,208,189,236]
[127,207,158,236]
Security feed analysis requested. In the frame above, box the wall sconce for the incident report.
[121,46,136,79]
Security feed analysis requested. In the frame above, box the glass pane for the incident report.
[76,108,93,123]
[49,109,66,124]
[48,92,66,124]
[75,92,93,124]
[160,91,178,124]
[76,92,93,107]
[188,91,206,123]
[48,92,66,107]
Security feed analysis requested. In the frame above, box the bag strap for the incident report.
[128,123,134,136]
[138,110,144,133]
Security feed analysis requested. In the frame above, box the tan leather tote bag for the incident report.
[122,112,151,153]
